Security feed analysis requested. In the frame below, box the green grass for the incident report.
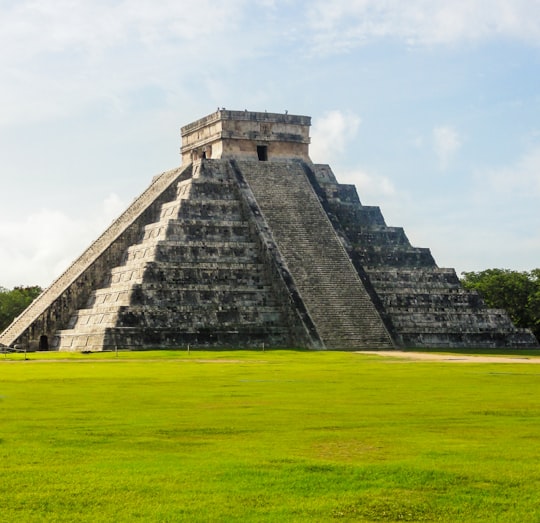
[2,349,540,522]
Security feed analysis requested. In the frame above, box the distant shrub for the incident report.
[0,285,42,331]
[461,268,540,341]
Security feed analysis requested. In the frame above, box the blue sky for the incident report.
[1,0,539,288]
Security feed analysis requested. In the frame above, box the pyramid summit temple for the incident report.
[1,109,538,351]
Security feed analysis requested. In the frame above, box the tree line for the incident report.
[0,286,42,332]
[461,269,540,341]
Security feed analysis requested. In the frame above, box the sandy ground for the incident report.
[2,351,539,364]
[356,351,540,363]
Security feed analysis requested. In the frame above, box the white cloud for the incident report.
[307,0,540,52]
[102,193,126,219]
[0,193,126,288]
[476,144,540,197]
[341,167,396,201]
[422,143,540,272]
[0,1,248,57]
[310,110,361,162]
[432,125,462,169]
[0,0,264,127]
[310,110,396,204]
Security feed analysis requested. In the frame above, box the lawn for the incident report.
[1,349,540,522]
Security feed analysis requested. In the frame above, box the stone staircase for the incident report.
[236,159,394,350]
[56,161,292,350]
[311,164,538,348]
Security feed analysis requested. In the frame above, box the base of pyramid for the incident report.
[54,326,296,352]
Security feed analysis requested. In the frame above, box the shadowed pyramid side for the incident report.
[309,163,539,348]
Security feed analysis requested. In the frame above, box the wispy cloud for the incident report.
[0,0,271,126]
[476,143,540,197]
[0,1,249,56]
[310,110,396,204]
[344,167,397,202]
[310,110,361,162]
[0,193,125,288]
[4,1,538,127]
[432,125,462,169]
[307,0,540,52]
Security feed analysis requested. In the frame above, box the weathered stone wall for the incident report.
[181,110,311,163]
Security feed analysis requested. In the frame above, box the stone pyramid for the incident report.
[1,110,537,351]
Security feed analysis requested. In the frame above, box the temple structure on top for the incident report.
[181,110,311,163]
[1,109,537,351]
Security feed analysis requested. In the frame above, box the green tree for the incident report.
[0,286,42,332]
[527,269,540,338]
[461,269,540,340]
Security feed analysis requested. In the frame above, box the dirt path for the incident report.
[2,351,539,364]
[357,351,540,363]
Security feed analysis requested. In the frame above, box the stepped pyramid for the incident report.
[1,109,537,351]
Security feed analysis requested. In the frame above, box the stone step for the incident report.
[365,267,458,277]
[381,291,483,303]
[109,266,146,284]
[175,200,243,221]
[140,270,266,287]
[388,311,517,331]
[355,247,435,267]
[348,228,411,246]
[160,200,244,222]
[162,221,250,242]
[139,260,263,270]
[123,240,260,264]
[374,284,464,292]
[398,331,535,349]
[144,217,249,231]
[62,307,285,331]
[188,179,239,200]
[55,325,291,351]
[107,261,266,283]
[74,303,282,317]
[89,282,275,297]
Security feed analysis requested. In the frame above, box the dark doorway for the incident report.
[257,145,268,161]
[39,335,49,351]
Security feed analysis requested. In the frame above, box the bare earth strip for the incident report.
[2,352,540,364]
[357,351,540,363]
[0,357,265,364]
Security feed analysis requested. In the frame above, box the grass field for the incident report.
[2,349,540,522]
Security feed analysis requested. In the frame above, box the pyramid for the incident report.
[1,110,537,351]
